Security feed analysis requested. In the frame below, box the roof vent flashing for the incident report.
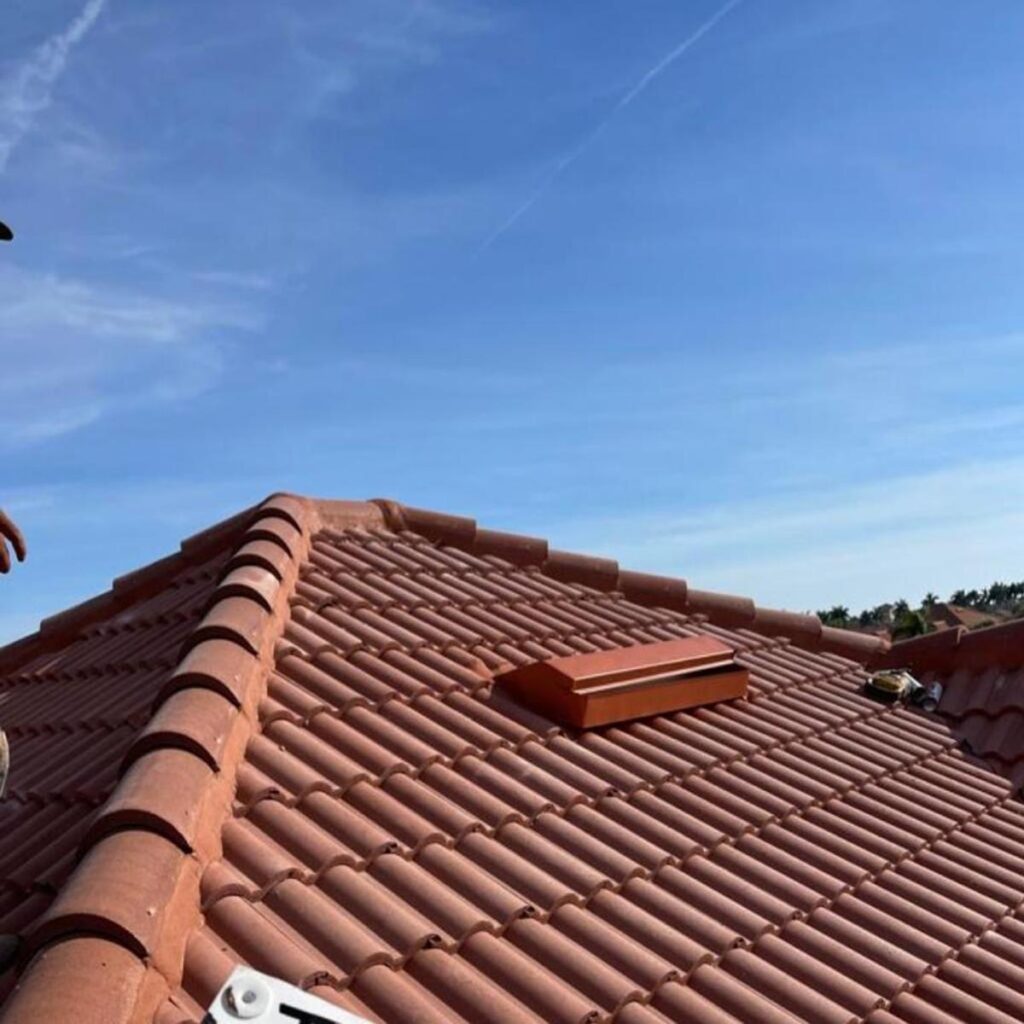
[496,636,748,728]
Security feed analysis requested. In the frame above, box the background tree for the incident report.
[892,607,927,640]
[818,605,851,628]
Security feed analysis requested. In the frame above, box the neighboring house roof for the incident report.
[926,604,1005,633]
[1,495,1024,1024]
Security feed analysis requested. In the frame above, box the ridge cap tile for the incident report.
[257,493,313,534]
[955,618,1024,673]
[543,549,620,590]
[126,688,239,771]
[241,516,302,558]
[26,829,197,960]
[0,503,256,678]
[819,626,889,663]
[224,539,291,581]
[473,528,548,567]
[0,937,150,1024]
[85,748,218,852]
[383,500,890,660]
[884,626,967,674]
[313,499,390,534]
[213,566,281,613]
[751,607,822,643]
[160,639,261,707]
[184,595,270,657]
[0,491,312,1024]
[618,570,688,610]
[684,589,757,628]
[395,506,477,547]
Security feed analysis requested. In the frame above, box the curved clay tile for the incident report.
[7,493,1024,1024]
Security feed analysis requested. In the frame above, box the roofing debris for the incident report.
[1,494,1023,1024]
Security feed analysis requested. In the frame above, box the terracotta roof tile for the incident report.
[0,936,156,1024]
[881,620,1024,790]
[3,495,1024,1023]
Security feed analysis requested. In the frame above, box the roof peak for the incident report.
[0,492,890,675]
[364,499,888,663]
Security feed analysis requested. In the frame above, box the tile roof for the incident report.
[926,604,1006,633]
[0,508,253,990]
[881,621,1024,793]
[1,495,1023,1024]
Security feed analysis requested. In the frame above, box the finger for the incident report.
[0,541,10,574]
[0,511,25,562]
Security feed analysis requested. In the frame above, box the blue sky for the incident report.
[3,0,1024,641]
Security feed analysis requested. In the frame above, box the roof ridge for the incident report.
[369,500,889,665]
[1,494,323,1024]
[883,616,1024,674]
[0,503,260,679]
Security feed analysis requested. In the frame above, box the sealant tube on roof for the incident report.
[919,681,943,712]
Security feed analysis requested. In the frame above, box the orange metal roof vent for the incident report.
[495,635,749,728]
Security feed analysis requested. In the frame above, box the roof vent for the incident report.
[496,635,749,728]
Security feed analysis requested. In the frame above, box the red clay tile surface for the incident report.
[2,495,1024,1024]
[882,621,1024,794]
[0,548,228,963]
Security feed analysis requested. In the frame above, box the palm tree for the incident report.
[892,608,927,640]
[818,605,851,627]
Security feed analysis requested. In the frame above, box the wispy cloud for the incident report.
[541,456,1024,613]
[899,404,1024,443]
[281,0,496,120]
[11,403,106,443]
[192,269,278,291]
[745,0,898,56]
[1,269,257,342]
[481,0,744,249]
[0,266,259,445]
[0,0,107,172]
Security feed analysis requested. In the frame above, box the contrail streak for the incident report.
[481,0,744,250]
[0,0,107,172]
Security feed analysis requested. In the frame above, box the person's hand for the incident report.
[0,510,26,573]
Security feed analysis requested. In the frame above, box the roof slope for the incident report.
[2,496,1024,1024]
[881,621,1024,792]
[0,506,252,969]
